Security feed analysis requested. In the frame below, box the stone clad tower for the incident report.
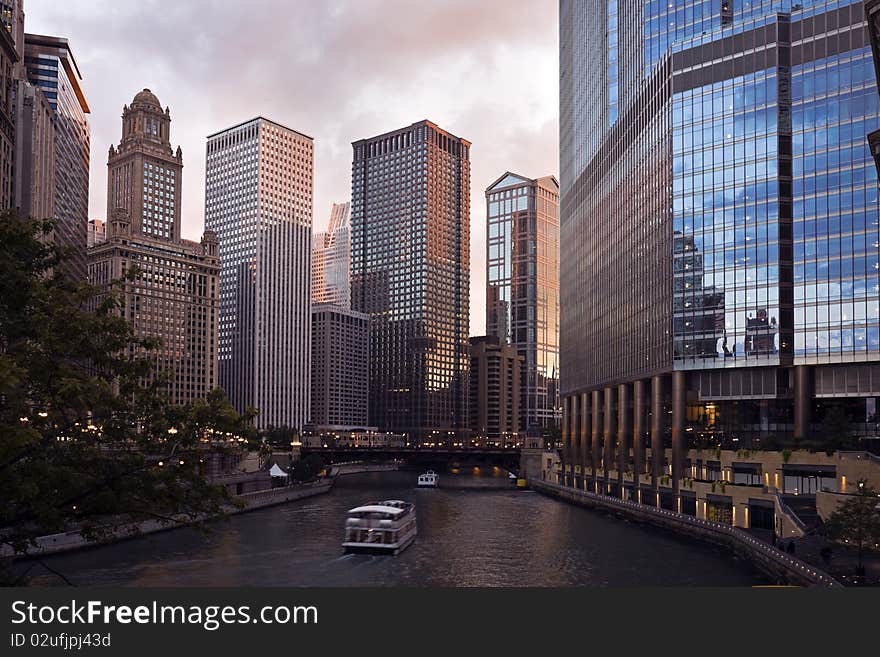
[107,89,183,242]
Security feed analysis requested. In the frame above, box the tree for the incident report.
[290,454,326,483]
[823,479,880,577]
[0,213,254,583]
[820,403,851,454]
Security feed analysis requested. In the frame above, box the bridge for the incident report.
[302,446,524,472]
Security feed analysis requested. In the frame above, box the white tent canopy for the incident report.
[269,464,288,478]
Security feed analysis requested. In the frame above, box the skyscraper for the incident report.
[486,172,560,434]
[13,79,55,222]
[312,201,351,307]
[24,33,90,280]
[351,120,470,444]
[560,1,880,497]
[89,89,219,407]
[205,117,313,431]
[0,22,16,211]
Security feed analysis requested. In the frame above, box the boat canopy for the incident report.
[348,505,406,515]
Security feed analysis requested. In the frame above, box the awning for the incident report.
[269,464,288,478]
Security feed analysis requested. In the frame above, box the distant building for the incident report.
[312,201,351,308]
[485,172,560,434]
[310,302,369,429]
[351,120,471,444]
[24,33,90,280]
[89,89,219,407]
[205,117,313,430]
[86,218,105,248]
[469,335,522,447]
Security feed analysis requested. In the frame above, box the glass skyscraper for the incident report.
[486,172,560,435]
[312,201,351,308]
[351,120,470,444]
[560,1,880,499]
[24,33,90,281]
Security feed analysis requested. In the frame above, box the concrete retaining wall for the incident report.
[531,479,841,588]
[5,481,332,558]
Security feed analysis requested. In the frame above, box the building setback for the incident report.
[312,201,351,308]
[486,172,560,434]
[351,120,471,444]
[87,218,104,248]
[205,117,313,431]
[24,33,90,281]
[310,303,369,429]
[89,89,219,406]
[560,0,880,500]
[469,335,522,447]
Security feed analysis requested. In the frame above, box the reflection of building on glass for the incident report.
[673,232,726,360]
[745,308,778,356]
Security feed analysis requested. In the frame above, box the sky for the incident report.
[26,0,559,337]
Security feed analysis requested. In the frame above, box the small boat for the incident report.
[342,500,417,556]
[417,470,439,488]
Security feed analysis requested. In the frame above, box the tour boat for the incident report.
[342,500,417,556]
[417,470,439,488]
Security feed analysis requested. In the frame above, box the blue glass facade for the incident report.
[561,0,880,485]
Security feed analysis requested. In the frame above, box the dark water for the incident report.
[29,471,765,587]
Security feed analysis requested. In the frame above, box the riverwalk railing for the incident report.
[531,479,842,588]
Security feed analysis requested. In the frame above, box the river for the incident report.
[28,470,765,586]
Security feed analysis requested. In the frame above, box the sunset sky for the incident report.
[27,0,559,336]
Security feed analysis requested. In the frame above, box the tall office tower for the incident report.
[560,1,880,498]
[486,172,560,435]
[312,201,351,307]
[0,1,24,58]
[351,120,471,444]
[13,80,55,221]
[310,303,369,429]
[469,335,522,447]
[0,24,15,210]
[86,218,105,248]
[205,117,313,431]
[89,89,219,406]
[24,34,90,280]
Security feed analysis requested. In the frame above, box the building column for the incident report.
[617,382,631,498]
[603,386,616,495]
[561,396,570,485]
[671,370,686,496]
[570,394,580,487]
[633,379,646,482]
[591,389,602,493]
[651,375,664,491]
[580,392,590,490]
[794,365,812,442]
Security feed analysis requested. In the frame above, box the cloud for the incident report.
[25,0,558,335]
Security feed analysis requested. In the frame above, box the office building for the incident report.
[24,33,90,280]
[469,335,522,447]
[486,172,560,434]
[0,22,15,210]
[560,0,880,503]
[310,302,369,429]
[13,80,55,222]
[89,89,219,406]
[312,201,351,307]
[351,120,470,443]
[87,218,104,248]
[205,117,313,430]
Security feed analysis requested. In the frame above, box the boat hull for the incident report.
[343,530,416,556]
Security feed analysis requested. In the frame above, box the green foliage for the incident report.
[824,480,880,572]
[0,213,253,579]
[290,454,326,483]
[782,448,793,463]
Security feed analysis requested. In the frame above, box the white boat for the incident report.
[417,470,439,488]
[342,500,417,556]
